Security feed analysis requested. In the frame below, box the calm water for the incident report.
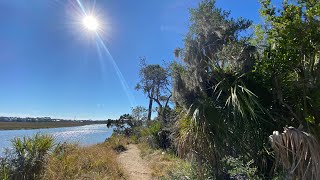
[0,124,114,156]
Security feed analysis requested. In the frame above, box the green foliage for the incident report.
[171,0,273,178]
[129,135,139,144]
[136,58,171,121]
[141,121,162,138]
[171,0,320,178]
[166,160,214,180]
[0,158,10,180]
[222,156,259,179]
[306,115,316,124]
[1,133,54,180]
[118,113,133,121]
[139,121,164,149]
[257,0,320,128]
[131,106,148,121]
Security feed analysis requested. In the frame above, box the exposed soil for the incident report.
[117,144,153,180]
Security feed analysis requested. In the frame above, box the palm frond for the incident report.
[270,127,320,179]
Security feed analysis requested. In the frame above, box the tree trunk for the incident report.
[158,105,163,121]
[162,94,172,123]
[153,98,163,121]
[273,76,301,123]
[147,98,153,121]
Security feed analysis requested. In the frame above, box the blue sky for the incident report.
[0,0,267,120]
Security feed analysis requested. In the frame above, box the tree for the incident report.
[118,114,133,121]
[131,106,148,121]
[136,58,171,121]
[257,0,320,177]
[257,0,320,133]
[171,0,273,177]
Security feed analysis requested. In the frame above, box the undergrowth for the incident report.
[42,142,125,180]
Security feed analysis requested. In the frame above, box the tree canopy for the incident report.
[134,0,320,178]
[171,0,320,178]
[136,58,171,121]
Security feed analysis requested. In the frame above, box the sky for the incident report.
[0,0,268,120]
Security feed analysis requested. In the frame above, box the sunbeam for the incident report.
[76,0,136,107]
[95,34,136,107]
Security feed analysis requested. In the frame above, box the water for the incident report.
[0,124,114,156]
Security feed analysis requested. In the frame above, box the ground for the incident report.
[117,144,153,180]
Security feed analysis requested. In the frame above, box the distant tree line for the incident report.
[0,116,108,123]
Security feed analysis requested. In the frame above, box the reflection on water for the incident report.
[0,124,113,156]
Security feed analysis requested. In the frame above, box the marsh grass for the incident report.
[0,134,128,180]
[41,134,135,179]
[42,142,126,180]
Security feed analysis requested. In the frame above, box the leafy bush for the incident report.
[166,160,214,180]
[140,121,162,148]
[222,156,259,179]
[0,156,10,180]
[1,133,54,180]
[141,121,161,138]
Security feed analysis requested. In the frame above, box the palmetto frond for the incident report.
[270,127,320,179]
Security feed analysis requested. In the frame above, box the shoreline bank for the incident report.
[0,121,106,130]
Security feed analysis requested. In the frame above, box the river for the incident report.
[0,124,114,156]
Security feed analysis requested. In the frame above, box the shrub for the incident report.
[0,156,10,180]
[166,161,214,180]
[140,121,162,148]
[222,156,259,179]
[141,121,161,138]
[1,133,54,180]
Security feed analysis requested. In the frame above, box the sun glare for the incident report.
[83,15,99,31]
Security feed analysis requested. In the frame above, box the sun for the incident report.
[82,15,99,31]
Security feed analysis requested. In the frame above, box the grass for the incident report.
[42,134,135,180]
[1,129,197,179]
[105,135,132,153]
[137,143,200,179]
[0,134,128,180]
[42,142,126,180]
[0,121,101,130]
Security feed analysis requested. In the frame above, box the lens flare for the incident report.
[76,0,136,107]
[83,15,99,31]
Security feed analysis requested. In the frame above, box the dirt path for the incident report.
[117,144,153,180]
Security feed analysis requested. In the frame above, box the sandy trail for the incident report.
[117,144,153,180]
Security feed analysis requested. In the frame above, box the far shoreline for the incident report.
[0,121,107,130]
